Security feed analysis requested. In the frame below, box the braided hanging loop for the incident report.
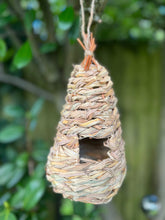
[46,63,127,204]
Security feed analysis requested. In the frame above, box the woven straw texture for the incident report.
[46,63,126,204]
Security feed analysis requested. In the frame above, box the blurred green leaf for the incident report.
[85,203,94,216]
[29,99,44,119]
[31,214,38,220]
[33,163,45,178]
[0,3,7,15]
[0,124,24,143]
[69,16,80,43]
[0,15,14,28]
[40,43,57,54]
[50,0,66,14]
[24,10,35,32]
[88,207,101,219]
[154,29,165,42]
[5,147,17,161]
[16,153,29,167]
[58,7,74,30]
[23,178,45,210]
[0,154,28,188]
[0,210,17,220]
[72,216,82,220]
[26,99,44,131]
[60,199,74,216]
[7,167,25,188]
[3,104,25,118]
[0,39,7,60]
[0,164,14,185]
[29,119,37,131]
[73,202,86,217]
[19,213,28,220]
[11,188,25,209]
[13,41,32,69]
[0,193,11,206]
[32,140,48,162]
[11,178,45,211]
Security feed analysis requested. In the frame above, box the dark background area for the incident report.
[0,0,165,219]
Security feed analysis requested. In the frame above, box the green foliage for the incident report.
[0,2,15,28]
[0,153,28,187]
[27,98,44,131]
[24,10,36,32]
[58,7,75,30]
[50,0,66,14]
[73,203,86,217]
[18,178,45,211]
[3,105,25,118]
[0,95,48,219]
[72,216,82,220]
[60,200,100,220]
[98,0,165,42]
[13,41,32,69]
[0,125,24,143]
[10,177,46,211]
[69,16,80,43]
[0,209,17,220]
[0,164,15,186]
[0,39,7,60]
[28,98,44,118]
[60,199,74,216]
[40,43,57,54]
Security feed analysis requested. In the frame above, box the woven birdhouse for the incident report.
[46,0,126,204]
[46,60,126,204]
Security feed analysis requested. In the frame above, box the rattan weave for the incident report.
[46,62,126,204]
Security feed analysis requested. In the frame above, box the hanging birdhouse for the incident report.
[46,0,126,205]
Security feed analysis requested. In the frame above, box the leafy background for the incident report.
[0,0,165,219]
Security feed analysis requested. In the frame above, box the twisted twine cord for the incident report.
[79,0,85,43]
[78,0,97,71]
[87,0,95,46]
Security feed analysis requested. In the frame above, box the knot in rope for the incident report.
[77,33,97,71]
[85,50,93,57]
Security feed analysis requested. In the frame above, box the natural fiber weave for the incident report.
[46,63,126,204]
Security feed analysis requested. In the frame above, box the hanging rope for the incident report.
[77,0,97,71]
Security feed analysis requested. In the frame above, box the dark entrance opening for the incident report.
[79,138,109,162]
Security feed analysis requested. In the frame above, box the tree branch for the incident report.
[37,0,56,42]
[0,66,55,103]
[5,0,24,21]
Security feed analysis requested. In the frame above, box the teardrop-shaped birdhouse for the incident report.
[46,0,126,205]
